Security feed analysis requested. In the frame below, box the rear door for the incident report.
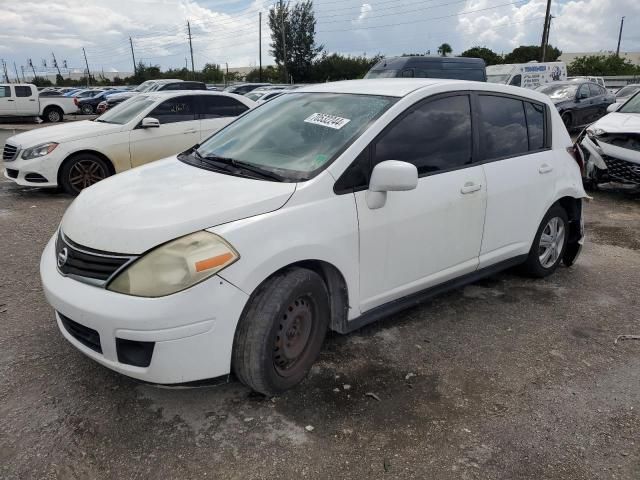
[14,85,38,115]
[478,93,556,267]
[129,95,200,167]
[0,86,16,116]
[196,95,250,141]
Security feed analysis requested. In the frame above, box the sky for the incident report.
[0,0,639,77]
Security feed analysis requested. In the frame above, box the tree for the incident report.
[568,54,640,76]
[459,46,503,66]
[310,53,383,82]
[504,44,561,64]
[269,1,323,82]
[437,43,452,57]
[245,65,281,83]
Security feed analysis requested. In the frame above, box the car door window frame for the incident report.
[139,95,196,126]
[473,91,552,164]
[334,91,479,194]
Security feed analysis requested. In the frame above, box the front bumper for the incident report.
[3,149,65,188]
[580,134,640,185]
[40,235,250,384]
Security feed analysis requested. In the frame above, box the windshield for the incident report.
[96,95,155,124]
[194,92,396,179]
[364,69,398,79]
[134,82,155,93]
[246,91,266,101]
[537,84,578,101]
[617,85,640,98]
[619,92,640,114]
[487,74,510,84]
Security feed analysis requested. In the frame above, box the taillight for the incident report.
[567,144,584,173]
[74,97,78,106]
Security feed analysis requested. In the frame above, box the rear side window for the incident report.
[524,102,545,150]
[0,86,10,98]
[198,96,248,118]
[15,86,33,97]
[374,95,472,175]
[478,95,528,159]
[148,97,195,124]
[588,84,604,97]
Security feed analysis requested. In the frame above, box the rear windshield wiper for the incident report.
[194,151,286,182]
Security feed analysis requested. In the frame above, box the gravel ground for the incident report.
[0,127,639,479]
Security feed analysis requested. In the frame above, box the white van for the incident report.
[487,62,567,89]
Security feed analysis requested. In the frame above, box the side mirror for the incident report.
[367,160,418,209]
[607,102,621,113]
[140,117,160,128]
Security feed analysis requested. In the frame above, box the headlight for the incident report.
[587,128,606,137]
[107,231,239,297]
[22,142,59,160]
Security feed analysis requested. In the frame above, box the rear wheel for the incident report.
[42,106,63,123]
[232,268,329,395]
[521,205,569,278]
[59,154,111,195]
[80,104,94,115]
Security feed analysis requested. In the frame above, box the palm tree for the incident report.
[437,43,452,57]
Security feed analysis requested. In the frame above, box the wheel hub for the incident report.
[538,216,565,269]
[273,297,313,373]
[68,160,106,191]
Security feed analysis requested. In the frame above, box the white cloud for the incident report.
[352,3,373,25]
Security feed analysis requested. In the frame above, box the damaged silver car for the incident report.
[578,91,640,189]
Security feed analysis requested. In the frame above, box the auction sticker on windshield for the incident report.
[304,113,351,130]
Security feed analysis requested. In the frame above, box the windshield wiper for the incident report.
[194,151,285,182]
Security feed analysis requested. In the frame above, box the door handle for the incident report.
[460,182,482,194]
[539,164,553,174]
[182,129,197,134]
[7,99,14,102]
[29,99,36,101]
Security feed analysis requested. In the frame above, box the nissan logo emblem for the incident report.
[57,247,69,268]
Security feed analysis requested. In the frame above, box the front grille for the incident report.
[5,168,18,179]
[59,313,102,353]
[3,143,19,162]
[602,155,640,184]
[56,231,136,285]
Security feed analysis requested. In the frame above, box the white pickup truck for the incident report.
[0,84,77,122]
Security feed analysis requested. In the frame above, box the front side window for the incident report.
[578,84,590,99]
[0,86,10,98]
[364,69,398,79]
[195,92,396,179]
[510,75,522,87]
[198,96,247,118]
[479,95,528,159]
[373,95,472,175]
[149,97,195,124]
[15,86,33,97]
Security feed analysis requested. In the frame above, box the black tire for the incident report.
[59,154,111,195]
[80,104,94,115]
[232,268,330,395]
[521,204,569,278]
[43,106,63,123]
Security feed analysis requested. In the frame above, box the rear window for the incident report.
[198,95,248,118]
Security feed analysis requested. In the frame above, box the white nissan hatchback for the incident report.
[41,79,586,395]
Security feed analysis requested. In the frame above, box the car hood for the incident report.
[590,112,640,133]
[60,158,297,254]
[7,120,122,147]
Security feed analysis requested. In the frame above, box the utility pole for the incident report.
[1,60,8,83]
[82,47,91,86]
[539,0,552,62]
[129,37,137,75]
[28,58,37,83]
[187,21,195,74]
[259,12,263,82]
[13,62,20,83]
[51,52,62,76]
[616,16,625,57]
[20,65,25,82]
[279,0,288,83]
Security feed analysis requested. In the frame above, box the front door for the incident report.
[0,86,16,116]
[355,94,487,313]
[129,96,200,167]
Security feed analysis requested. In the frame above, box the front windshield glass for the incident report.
[195,92,396,179]
[619,92,640,114]
[96,95,155,124]
[246,91,266,101]
[617,85,640,98]
[537,83,578,101]
[487,74,510,84]
[134,81,154,93]
[364,69,398,79]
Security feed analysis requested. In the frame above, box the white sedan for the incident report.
[41,79,586,394]
[3,91,255,194]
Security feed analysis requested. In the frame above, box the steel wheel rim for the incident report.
[273,296,314,377]
[68,160,107,192]
[538,216,565,269]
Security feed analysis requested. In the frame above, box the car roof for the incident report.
[141,90,250,101]
[295,79,461,97]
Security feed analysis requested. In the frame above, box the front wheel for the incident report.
[521,205,569,278]
[232,268,330,395]
[59,154,111,195]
